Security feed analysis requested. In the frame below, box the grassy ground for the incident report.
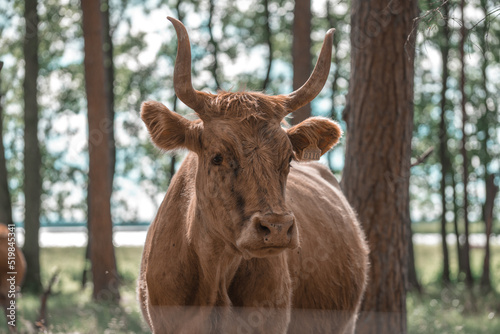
[1,244,499,333]
[0,247,149,333]
[408,245,500,333]
[412,221,500,235]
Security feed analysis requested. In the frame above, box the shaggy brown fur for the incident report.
[137,94,369,333]
[0,223,26,332]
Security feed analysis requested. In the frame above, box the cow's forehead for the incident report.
[202,91,287,120]
[202,118,292,157]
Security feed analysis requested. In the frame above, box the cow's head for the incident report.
[141,17,341,259]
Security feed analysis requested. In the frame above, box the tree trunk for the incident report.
[325,0,341,174]
[208,0,220,89]
[478,0,497,293]
[261,0,273,91]
[452,172,464,276]
[168,97,180,182]
[102,0,115,190]
[0,62,14,227]
[481,174,498,291]
[459,0,473,289]
[439,0,451,285]
[23,0,43,293]
[291,0,311,125]
[82,0,117,288]
[81,0,120,302]
[342,0,418,333]
[407,221,422,293]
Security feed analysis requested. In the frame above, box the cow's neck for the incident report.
[187,199,242,307]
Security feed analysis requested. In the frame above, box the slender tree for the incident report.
[167,0,185,182]
[82,0,117,288]
[23,0,43,293]
[81,0,120,302]
[407,219,422,292]
[170,94,180,182]
[342,0,418,332]
[406,153,425,293]
[439,0,451,284]
[291,0,312,125]
[451,171,464,274]
[261,0,273,91]
[325,0,342,173]
[208,0,221,89]
[459,0,473,288]
[478,0,499,292]
[326,0,341,120]
[102,0,116,188]
[481,174,498,291]
[0,61,13,227]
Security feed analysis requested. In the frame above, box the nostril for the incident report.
[286,222,294,239]
[258,223,271,236]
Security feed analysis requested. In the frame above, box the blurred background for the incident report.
[0,0,499,333]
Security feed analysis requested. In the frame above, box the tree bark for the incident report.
[291,0,311,125]
[452,171,464,275]
[102,0,115,190]
[407,221,422,293]
[170,95,178,183]
[481,174,498,291]
[23,0,43,293]
[325,0,340,173]
[326,3,340,122]
[439,0,451,285]
[261,0,273,91]
[81,0,120,302]
[82,0,117,288]
[208,0,221,90]
[342,0,418,333]
[459,0,473,289]
[478,0,498,291]
[0,62,14,227]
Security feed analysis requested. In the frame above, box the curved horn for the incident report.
[167,17,207,111]
[284,28,335,113]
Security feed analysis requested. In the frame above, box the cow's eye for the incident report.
[212,154,223,165]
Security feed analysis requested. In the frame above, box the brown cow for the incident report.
[138,17,368,334]
[0,223,26,332]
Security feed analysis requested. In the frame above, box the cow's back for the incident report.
[285,162,368,333]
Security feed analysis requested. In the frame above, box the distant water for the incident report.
[13,227,500,248]
[15,226,148,248]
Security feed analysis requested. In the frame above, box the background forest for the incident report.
[0,0,499,333]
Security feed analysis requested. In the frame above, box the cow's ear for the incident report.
[287,117,342,161]
[141,101,202,153]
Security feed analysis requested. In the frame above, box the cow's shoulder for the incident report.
[142,153,199,306]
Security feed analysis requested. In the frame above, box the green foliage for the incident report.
[411,0,500,224]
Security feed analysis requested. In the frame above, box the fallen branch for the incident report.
[411,146,434,168]
[35,271,59,331]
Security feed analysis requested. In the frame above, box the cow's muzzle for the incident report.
[236,212,299,258]
[253,212,295,246]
